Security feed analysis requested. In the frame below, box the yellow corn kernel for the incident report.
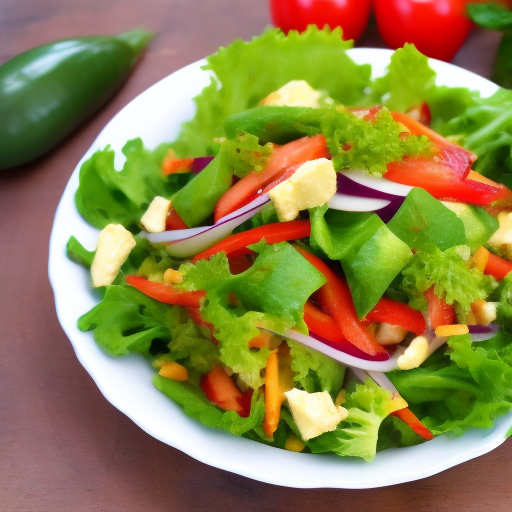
[284,433,306,452]
[470,246,490,273]
[435,324,469,337]
[158,361,188,381]
[335,390,346,407]
[163,268,184,284]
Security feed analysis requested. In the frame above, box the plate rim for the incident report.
[48,47,512,489]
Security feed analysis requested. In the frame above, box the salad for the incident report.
[66,27,512,462]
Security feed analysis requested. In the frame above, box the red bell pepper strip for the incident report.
[125,275,205,308]
[386,111,512,204]
[484,252,512,281]
[192,221,311,262]
[303,301,384,359]
[365,297,427,336]
[303,301,346,344]
[391,407,434,441]
[384,152,509,205]
[165,208,188,230]
[391,110,476,163]
[200,365,251,417]
[213,134,329,223]
[425,287,456,330]
[295,247,389,357]
[227,253,254,275]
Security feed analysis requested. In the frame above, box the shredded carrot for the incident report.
[262,343,295,438]
[162,150,194,175]
[391,408,434,441]
[263,350,280,438]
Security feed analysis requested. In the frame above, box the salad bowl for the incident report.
[48,47,512,489]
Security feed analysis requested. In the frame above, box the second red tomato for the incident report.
[269,0,372,42]
[373,0,473,62]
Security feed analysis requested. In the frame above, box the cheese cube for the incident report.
[284,388,348,441]
[141,196,171,233]
[267,158,337,222]
[375,322,408,345]
[489,212,512,247]
[397,336,429,371]
[91,224,136,287]
[259,80,322,108]
[471,300,497,326]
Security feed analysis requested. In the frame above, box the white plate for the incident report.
[49,48,512,489]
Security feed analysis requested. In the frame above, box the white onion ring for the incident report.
[139,194,270,257]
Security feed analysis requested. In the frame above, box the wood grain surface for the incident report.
[0,1,510,510]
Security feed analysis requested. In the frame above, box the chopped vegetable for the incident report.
[0,29,153,170]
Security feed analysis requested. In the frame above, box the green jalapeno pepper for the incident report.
[0,28,153,170]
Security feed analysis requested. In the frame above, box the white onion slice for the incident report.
[139,194,270,258]
[364,369,400,394]
[328,193,390,211]
[274,329,405,372]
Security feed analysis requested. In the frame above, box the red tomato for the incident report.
[373,0,473,62]
[269,0,372,42]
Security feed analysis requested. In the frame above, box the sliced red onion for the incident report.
[190,156,214,173]
[328,171,409,222]
[263,328,405,372]
[341,170,413,197]
[139,194,270,258]
[468,324,500,342]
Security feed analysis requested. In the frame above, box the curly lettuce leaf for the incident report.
[389,333,512,436]
[323,107,433,175]
[401,246,496,318]
[288,340,346,398]
[165,310,220,376]
[219,132,273,178]
[154,375,265,436]
[306,381,393,461]
[171,26,372,157]
[77,283,174,357]
[370,44,436,113]
[370,43,482,130]
[180,243,325,387]
[75,139,177,232]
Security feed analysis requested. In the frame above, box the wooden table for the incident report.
[1,1,509,510]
